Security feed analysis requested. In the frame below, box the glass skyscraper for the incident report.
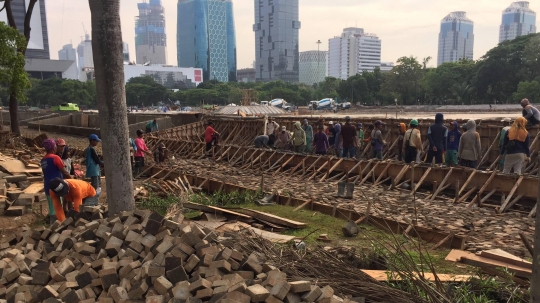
[135,0,167,65]
[299,51,327,86]
[437,11,474,66]
[253,0,301,82]
[499,1,536,43]
[177,0,237,82]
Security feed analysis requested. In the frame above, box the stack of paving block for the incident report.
[0,209,363,303]
[0,174,45,217]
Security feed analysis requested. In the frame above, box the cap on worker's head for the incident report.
[357,123,363,128]
[409,119,419,126]
[89,134,101,142]
[501,117,512,123]
[521,98,530,106]
[345,116,351,121]
[55,138,66,146]
[159,143,166,149]
[43,139,56,151]
[328,121,334,125]
[136,129,144,136]
[374,120,384,126]
[281,126,286,130]
[49,178,69,196]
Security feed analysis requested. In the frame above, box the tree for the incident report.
[381,56,423,105]
[0,22,30,116]
[2,0,38,135]
[513,80,540,103]
[89,0,134,214]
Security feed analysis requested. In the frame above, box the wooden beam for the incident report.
[308,158,332,181]
[430,168,454,201]
[390,165,410,190]
[458,170,477,196]
[412,167,431,195]
[293,200,311,211]
[500,194,524,213]
[301,157,323,177]
[373,162,392,185]
[498,176,524,214]
[273,154,296,176]
[431,232,455,250]
[240,208,306,229]
[477,130,500,168]
[457,186,478,204]
[359,162,381,185]
[529,203,537,217]
[183,202,252,221]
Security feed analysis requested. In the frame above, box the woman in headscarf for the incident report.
[457,120,481,168]
[275,126,291,150]
[291,121,307,153]
[500,117,530,174]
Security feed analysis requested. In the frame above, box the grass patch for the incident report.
[139,194,182,215]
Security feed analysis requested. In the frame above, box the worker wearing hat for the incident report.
[41,139,71,223]
[85,134,103,194]
[403,119,423,163]
[49,178,96,222]
[371,120,386,160]
[499,118,513,170]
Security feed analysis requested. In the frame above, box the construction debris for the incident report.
[445,249,532,278]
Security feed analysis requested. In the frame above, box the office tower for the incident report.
[177,0,237,82]
[327,28,381,80]
[123,42,130,64]
[0,0,50,59]
[253,0,301,82]
[136,0,167,64]
[299,51,327,85]
[77,39,85,74]
[83,35,94,69]
[58,44,76,62]
[437,11,474,66]
[499,1,536,43]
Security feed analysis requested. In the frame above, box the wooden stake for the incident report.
[430,168,453,201]
[498,176,524,214]
[519,232,534,257]
[412,167,431,195]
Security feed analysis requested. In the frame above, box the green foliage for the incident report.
[513,80,540,103]
[25,77,97,108]
[139,194,181,215]
[125,76,169,106]
[189,190,264,207]
[381,56,424,105]
[0,22,30,104]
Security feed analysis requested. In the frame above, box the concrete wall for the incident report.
[1,111,53,125]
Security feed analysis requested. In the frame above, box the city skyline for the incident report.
[437,11,475,66]
[499,1,536,42]
[18,0,540,71]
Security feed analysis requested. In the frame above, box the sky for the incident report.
[43,0,539,69]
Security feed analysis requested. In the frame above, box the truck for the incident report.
[51,103,80,112]
[309,98,336,110]
[339,102,351,109]
[261,99,290,110]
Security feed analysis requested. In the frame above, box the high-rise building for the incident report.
[123,42,130,64]
[299,51,327,86]
[177,0,237,82]
[437,11,474,66]
[327,28,381,80]
[499,1,536,43]
[253,0,301,82]
[58,44,76,62]
[135,0,167,65]
[0,0,50,59]
[77,39,85,74]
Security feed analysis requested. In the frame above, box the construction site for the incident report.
[0,109,538,303]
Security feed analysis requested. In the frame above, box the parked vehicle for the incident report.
[51,103,80,112]
[309,98,336,110]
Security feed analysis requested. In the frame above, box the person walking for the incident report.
[313,125,329,155]
[403,119,423,164]
[302,119,313,153]
[520,98,540,126]
[254,135,270,148]
[145,119,159,133]
[427,113,447,164]
[85,134,104,191]
[498,118,512,170]
[340,116,357,158]
[371,120,386,160]
[458,120,481,168]
[205,121,220,155]
[396,122,407,161]
[291,122,306,153]
[48,178,97,222]
[500,117,530,174]
[445,121,462,167]
[41,139,71,224]
[134,129,152,177]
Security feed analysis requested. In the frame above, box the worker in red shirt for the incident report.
[48,178,97,222]
[205,121,220,155]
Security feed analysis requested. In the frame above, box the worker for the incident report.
[403,119,423,164]
[333,122,342,157]
[85,134,103,191]
[42,139,71,223]
[427,113,447,164]
[153,143,168,164]
[340,116,357,158]
[312,125,329,155]
[267,117,280,137]
[134,129,152,176]
[356,123,365,158]
[291,122,306,153]
[371,120,386,160]
[129,137,137,169]
[49,178,96,222]
[445,121,462,167]
[254,135,270,148]
[145,119,159,133]
[205,121,220,155]
[458,120,481,168]
[500,117,530,174]
[326,121,336,151]
[55,138,74,176]
[520,98,540,126]
[498,118,512,170]
[396,122,407,161]
[302,119,313,153]
[275,126,291,150]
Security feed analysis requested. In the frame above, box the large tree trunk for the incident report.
[89,0,134,214]
[9,93,20,135]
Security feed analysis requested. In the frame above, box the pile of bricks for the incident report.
[0,174,45,217]
[0,208,363,303]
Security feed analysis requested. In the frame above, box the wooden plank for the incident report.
[430,168,453,201]
[500,194,524,213]
[374,162,392,185]
[477,130,500,168]
[241,208,306,229]
[498,176,524,213]
[412,167,431,195]
[458,170,477,196]
[293,200,311,212]
[22,183,44,194]
[431,232,455,250]
[446,249,531,278]
[479,249,532,270]
[321,158,343,182]
[456,186,477,204]
[0,159,42,174]
[359,161,381,185]
[478,170,498,195]
[529,203,537,217]
[183,202,252,221]
[361,270,473,282]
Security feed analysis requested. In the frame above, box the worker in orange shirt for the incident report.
[49,178,97,222]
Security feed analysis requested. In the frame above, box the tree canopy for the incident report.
[0,22,30,107]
